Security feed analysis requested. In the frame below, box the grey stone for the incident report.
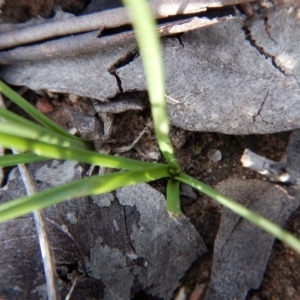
[1,8,300,134]
[63,107,102,140]
[0,163,205,299]
[86,237,134,300]
[207,149,222,162]
[0,40,136,101]
[34,160,80,187]
[118,8,300,134]
[116,183,206,299]
[249,7,300,80]
[91,193,114,208]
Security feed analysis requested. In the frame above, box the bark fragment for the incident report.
[204,130,300,300]
[119,7,300,134]
[0,163,205,299]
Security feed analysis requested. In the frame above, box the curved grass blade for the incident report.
[0,107,42,127]
[0,165,171,222]
[0,80,80,140]
[0,109,91,149]
[176,172,300,255]
[166,179,181,217]
[0,132,165,170]
[0,153,49,167]
[123,0,180,171]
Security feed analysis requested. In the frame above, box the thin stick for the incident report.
[65,276,79,300]
[0,16,230,64]
[14,150,60,300]
[241,148,300,197]
[241,148,300,185]
[0,0,255,50]
[0,94,60,300]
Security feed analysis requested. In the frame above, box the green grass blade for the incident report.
[122,0,179,171]
[0,153,49,167]
[0,107,42,127]
[0,109,92,149]
[0,80,80,140]
[166,179,181,216]
[0,132,165,170]
[176,172,300,255]
[0,165,171,222]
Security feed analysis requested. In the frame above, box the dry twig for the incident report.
[0,15,231,64]
[0,95,60,300]
[0,0,255,50]
[241,149,300,197]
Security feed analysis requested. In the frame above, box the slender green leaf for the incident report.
[0,107,41,127]
[0,165,171,222]
[0,153,49,167]
[122,0,179,171]
[0,109,91,149]
[166,179,181,216]
[0,80,80,140]
[0,132,166,170]
[176,172,300,255]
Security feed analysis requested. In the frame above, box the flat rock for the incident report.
[0,39,135,100]
[1,7,300,134]
[115,184,206,299]
[0,162,205,299]
[118,7,300,134]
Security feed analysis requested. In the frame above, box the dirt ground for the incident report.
[1,1,300,299]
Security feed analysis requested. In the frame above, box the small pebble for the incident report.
[69,94,79,103]
[66,212,77,224]
[36,97,54,114]
[207,149,222,162]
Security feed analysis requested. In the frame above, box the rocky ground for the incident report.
[1,0,300,299]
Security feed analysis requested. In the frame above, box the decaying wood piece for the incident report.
[0,15,232,64]
[118,7,300,134]
[0,0,255,50]
[242,149,294,182]
[3,6,300,135]
[241,148,300,196]
[2,7,300,135]
[204,130,300,300]
[0,165,206,299]
[205,179,274,300]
